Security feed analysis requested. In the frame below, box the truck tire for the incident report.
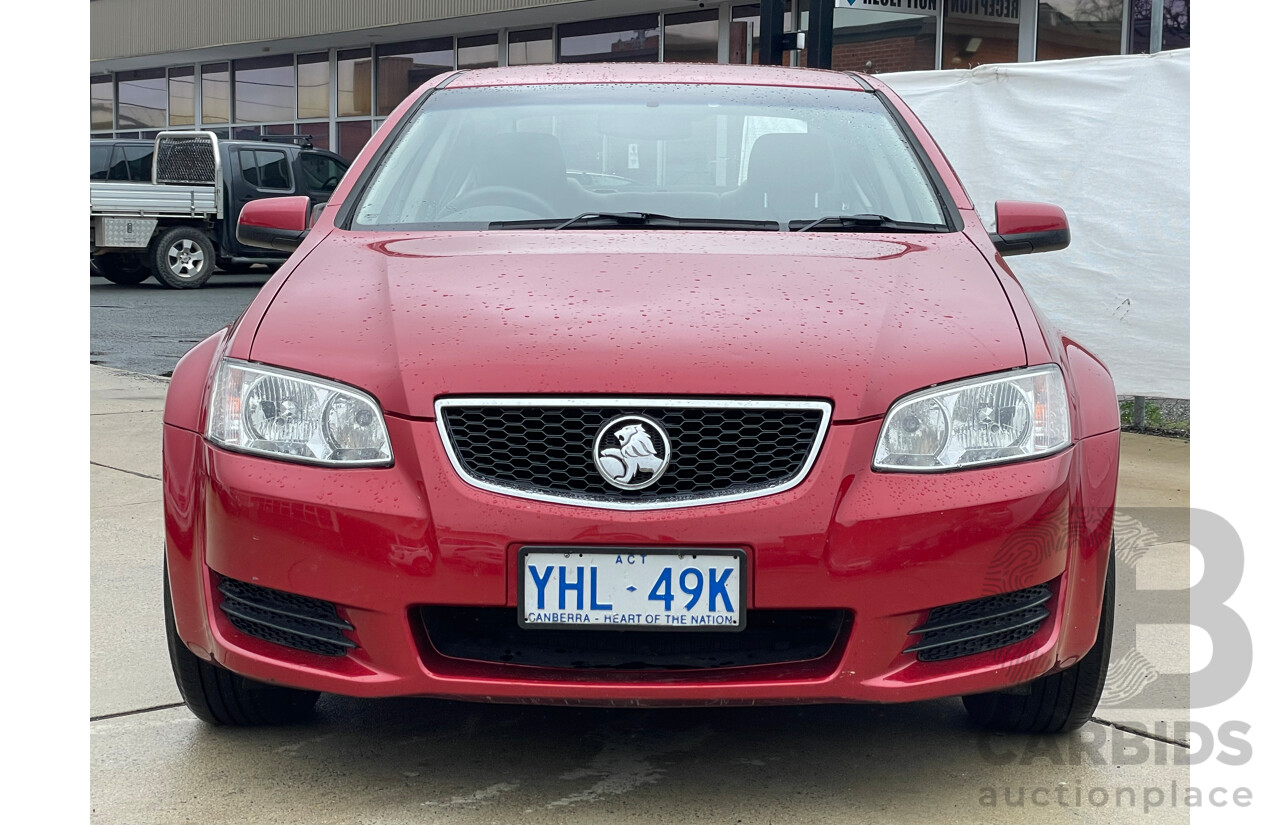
[94,253,152,285]
[151,226,216,289]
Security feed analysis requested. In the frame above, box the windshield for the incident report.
[351,83,948,231]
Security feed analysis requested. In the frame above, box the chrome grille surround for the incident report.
[434,397,833,511]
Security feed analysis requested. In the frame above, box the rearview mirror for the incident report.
[237,196,311,252]
[989,201,1070,256]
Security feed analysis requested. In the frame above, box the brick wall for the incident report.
[829,36,937,74]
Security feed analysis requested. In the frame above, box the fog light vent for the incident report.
[905,584,1051,662]
[217,576,355,658]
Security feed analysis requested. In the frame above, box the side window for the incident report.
[107,146,132,181]
[299,153,346,194]
[122,146,153,182]
[90,145,111,180]
[240,149,293,191]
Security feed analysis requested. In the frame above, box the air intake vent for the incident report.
[423,607,849,670]
[217,576,355,658]
[905,584,1051,663]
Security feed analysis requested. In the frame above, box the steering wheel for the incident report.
[443,186,557,218]
[322,176,340,191]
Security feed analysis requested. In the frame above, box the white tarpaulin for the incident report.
[880,51,1190,398]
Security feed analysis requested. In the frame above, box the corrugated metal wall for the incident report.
[90,0,581,60]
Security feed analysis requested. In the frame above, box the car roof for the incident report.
[444,62,871,92]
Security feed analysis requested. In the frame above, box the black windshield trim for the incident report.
[867,87,963,233]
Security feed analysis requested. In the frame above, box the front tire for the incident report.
[164,560,319,726]
[150,227,215,289]
[962,543,1115,734]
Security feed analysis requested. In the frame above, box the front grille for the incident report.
[217,576,355,658]
[436,399,830,509]
[422,607,849,670]
[904,584,1052,663]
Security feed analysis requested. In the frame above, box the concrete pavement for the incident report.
[90,365,1193,823]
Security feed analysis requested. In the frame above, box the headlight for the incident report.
[874,365,1069,471]
[206,360,392,466]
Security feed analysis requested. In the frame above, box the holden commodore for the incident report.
[162,63,1119,733]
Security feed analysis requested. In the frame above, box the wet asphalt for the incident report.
[89,272,272,375]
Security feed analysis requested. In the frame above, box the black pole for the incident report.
[807,0,834,69]
[758,0,786,66]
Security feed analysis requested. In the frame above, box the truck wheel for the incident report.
[165,559,319,726]
[94,253,152,285]
[962,542,1115,734]
[151,227,215,289]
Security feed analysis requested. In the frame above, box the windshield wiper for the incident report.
[556,211,675,230]
[790,214,946,233]
[488,212,781,232]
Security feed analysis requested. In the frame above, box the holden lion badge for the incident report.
[593,415,671,490]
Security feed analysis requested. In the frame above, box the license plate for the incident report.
[519,548,745,631]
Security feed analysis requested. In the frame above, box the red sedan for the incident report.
[162,63,1119,733]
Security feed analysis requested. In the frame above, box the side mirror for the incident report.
[237,196,311,252]
[989,201,1070,256]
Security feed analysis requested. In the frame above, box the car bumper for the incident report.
[163,417,1119,706]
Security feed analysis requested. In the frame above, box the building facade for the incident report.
[90,0,1190,160]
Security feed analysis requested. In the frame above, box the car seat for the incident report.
[720,132,841,223]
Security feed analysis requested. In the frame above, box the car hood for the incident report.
[250,230,1025,420]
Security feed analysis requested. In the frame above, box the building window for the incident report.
[201,63,230,124]
[296,122,331,151]
[1162,0,1190,49]
[338,49,372,118]
[1036,0,1123,62]
[663,9,719,64]
[824,2,939,74]
[558,15,660,63]
[91,75,114,131]
[297,52,331,120]
[458,34,499,69]
[1129,0,1190,53]
[729,4,794,65]
[508,28,554,65]
[168,67,195,126]
[234,55,295,123]
[338,120,373,162]
[942,1,1020,69]
[376,38,453,116]
[117,68,167,130]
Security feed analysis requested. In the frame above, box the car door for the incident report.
[297,151,349,204]
[106,145,132,181]
[90,143,112,180]
[121,144,154,182]
[229,146,297,255]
